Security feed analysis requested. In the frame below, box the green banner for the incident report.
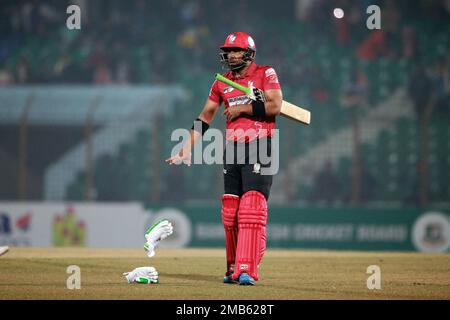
[146,205,450,252]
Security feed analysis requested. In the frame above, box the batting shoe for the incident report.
[223,275,238,284]
[238,273,256,286]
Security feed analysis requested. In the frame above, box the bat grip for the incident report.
[215,73,251,95]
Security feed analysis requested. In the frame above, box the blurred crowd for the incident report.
[1,0,449,88]
[1,0,449,119]
[1,0,449,205]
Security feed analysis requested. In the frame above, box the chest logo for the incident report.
[224,86,234,94]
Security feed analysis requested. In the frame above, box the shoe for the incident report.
[223,275,238,284]
[238,273,256,286]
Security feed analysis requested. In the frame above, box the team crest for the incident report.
[248,80,254,87]
[265,68,276,77]
[228,34,236,44]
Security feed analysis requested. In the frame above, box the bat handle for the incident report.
[215,73,251,95]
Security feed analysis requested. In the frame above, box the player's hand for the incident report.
[223,106,242,122]
[165,151,191,166]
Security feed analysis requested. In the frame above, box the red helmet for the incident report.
[220,32,257,52]
[219,32,256,71]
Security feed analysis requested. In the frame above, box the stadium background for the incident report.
[1,0,449,253]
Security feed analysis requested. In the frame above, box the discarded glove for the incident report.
[123,266,159,284]
[144,219,173,258]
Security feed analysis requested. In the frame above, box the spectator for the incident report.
[310,66,329,104]
[334,0,363,45]
[93,63,112,84]
[341,68,369,108]
[359,161,376,203]
[88,42,112,84]
[309,160,341,204]
[21,0,60,35]
[114,59,131,84]
[130,0,150,44]
[383,0,400,34]
[14,57,29,84]
[111,41,132,84]
[433,56,450,114]
[402,26,418,60]
[294,0,315,22]
[0,67,13,85]
[357,30,388,61]
[408,65,433,119]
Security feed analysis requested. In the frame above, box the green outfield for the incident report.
[1,248,449,300]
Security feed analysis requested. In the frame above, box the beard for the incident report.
[228,59,246,71]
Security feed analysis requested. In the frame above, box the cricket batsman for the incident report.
[166,32,282,285]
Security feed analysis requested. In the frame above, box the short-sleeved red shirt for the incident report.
[208,62,282,142]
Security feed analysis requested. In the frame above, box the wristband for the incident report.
[191,118,210,135]
[252,100,266,118]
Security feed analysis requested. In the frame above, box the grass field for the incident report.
[1,247,449,300]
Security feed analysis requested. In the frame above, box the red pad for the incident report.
[232,191,267,281]
[222,194,240,276]
[259,226,266,265]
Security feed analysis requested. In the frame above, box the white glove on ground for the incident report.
[123,266,158,284]
[144,219,173,258]
[0,246,9,257]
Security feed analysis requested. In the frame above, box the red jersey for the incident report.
[208,62,282,142]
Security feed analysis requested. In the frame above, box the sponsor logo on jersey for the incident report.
[227,95,252,106]
[223,86,234,94]
[265,68,276,77]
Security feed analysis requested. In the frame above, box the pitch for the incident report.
[1,248,449,299]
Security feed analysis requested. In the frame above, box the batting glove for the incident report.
[144,219,173,258]
[247,84,266,102]
[253,87,266,102]
[123,266,158,284]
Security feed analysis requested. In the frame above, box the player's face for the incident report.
[225,48,246,66]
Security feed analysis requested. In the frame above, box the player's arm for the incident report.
[223,88,283,121]
[261,88,283,116]
[166,98,220,165]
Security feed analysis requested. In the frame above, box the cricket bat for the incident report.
[215,73,311,125]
